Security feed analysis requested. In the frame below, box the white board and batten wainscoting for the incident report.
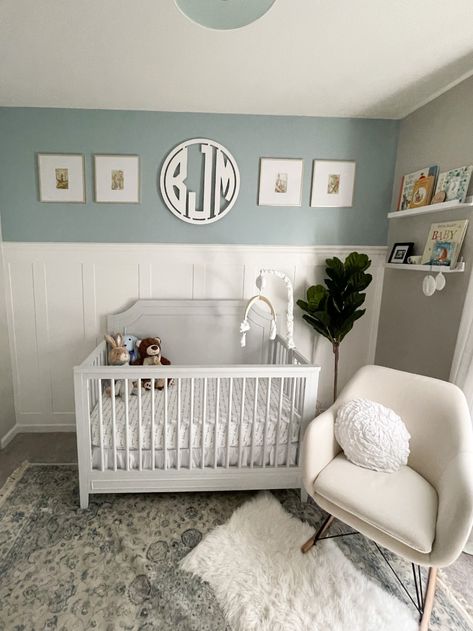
[1,242,386,447]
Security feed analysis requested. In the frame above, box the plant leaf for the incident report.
[306,284,327,307]
[302,314,332,340]
[345,251,371,273]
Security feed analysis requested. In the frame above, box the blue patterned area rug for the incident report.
[0,464,471,630]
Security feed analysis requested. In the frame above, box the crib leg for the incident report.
[79,476,89,509]
[300,487,308,503]
[79,489,89,509]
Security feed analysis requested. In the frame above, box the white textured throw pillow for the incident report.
[335,399,410,473]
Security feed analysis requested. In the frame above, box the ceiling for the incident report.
[1,0,473,119]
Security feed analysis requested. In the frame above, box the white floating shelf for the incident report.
[387,198,473,219]
[385,262,465,273]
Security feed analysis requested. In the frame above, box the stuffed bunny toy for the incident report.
[104,333,131,400]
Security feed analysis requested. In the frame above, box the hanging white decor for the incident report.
[160,138,240,225]
[240,269,295,350]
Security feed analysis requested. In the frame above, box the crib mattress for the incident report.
[90,377,301,468]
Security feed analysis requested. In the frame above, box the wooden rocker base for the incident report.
[301,514,334,553]
[300,512,438,630]
[419,567,437,631]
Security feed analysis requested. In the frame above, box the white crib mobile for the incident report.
[74,299,320,508]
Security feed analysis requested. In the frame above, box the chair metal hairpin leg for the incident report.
[301,514,334,553]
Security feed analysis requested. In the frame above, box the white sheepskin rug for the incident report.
[180,493,417,631]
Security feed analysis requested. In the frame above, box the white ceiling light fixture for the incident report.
[175,0,276,30]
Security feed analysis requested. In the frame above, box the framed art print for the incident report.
[94,154,140,203]
[258,158,303,206]
[310,160,356,208]
[37,153,85,202]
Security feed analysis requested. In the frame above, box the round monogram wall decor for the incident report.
[160,138,240,225]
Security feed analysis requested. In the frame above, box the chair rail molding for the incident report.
[2,242,386,439]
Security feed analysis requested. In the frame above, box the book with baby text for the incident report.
[421,220,468,267]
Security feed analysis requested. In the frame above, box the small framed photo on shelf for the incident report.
[258,158,303,206]
[37,153,85,203]
[310,160,356,208]
[94,154,140,203]
[388,242,414,264]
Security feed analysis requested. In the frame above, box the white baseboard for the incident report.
[0,424,18,449]
[1,423,76,449]
[17,423,76,433]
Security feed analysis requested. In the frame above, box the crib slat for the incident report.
[286,377,297,467]
[275,377,284,467]
[250,377,259,467]
[201,377,207,469]
[226,378,233,468]
[111,379,117,472]
[262,376,271,468]
[138,379,142,471]
[164,378,168,470]
[98,379,105,471]
[238,377,246,468]
[177,379,181,471]
[214,378,220,468]
[296,378,306,466]
[151,378,155,471]
[272,339,278,365]
[86,379,92,465]
[189,378,194,470]
[124,379,130,471]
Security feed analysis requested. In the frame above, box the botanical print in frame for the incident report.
[258,158,303,206]
[310,160,356,208]
[94,155,140,203]
[37,153,85,203]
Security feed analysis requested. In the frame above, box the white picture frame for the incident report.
[258,158,303,206]
[94,154,140,203]
[310,160,356,208]
[37,153,85,203]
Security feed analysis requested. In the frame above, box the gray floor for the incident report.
[0,431,77,487]
[1,432,473,624]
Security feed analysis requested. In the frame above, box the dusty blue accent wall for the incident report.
[0,108,398,244]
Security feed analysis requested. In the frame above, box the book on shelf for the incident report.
[397,165,439,211]
[421,220,468,268]
[435,165,473,203]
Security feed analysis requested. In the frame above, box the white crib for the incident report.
[74,299,320,508]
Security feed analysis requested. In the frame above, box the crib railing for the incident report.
[74,338,319,508]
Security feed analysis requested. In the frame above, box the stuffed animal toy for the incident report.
[122,334,139,363]
[134,337,172,390]
[104,333,131,400]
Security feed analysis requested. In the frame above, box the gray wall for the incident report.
[0,238,15,442]
[0,107,398,245]
[376,76,473,378]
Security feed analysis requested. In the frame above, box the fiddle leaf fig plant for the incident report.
[297,252,372,401]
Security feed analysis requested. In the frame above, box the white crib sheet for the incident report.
[89,377,301,469]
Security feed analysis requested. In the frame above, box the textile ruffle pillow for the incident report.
[335,399,410,473]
